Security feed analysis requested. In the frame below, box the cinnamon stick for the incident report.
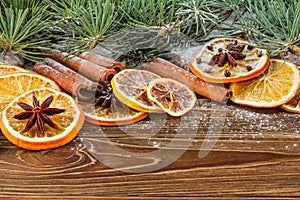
[44,58,95,89]
[141,58,232,104]
[48,50,116,82]
[33,63,96,101]
[79,52,124,72]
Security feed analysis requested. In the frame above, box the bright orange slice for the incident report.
[230,59,300,108]
[281,76,300,113]
[77,96,148,126]
[0,64,29,76]
[111,69,162,112]
[190,38,270,83]
[0,88,84,150]
[0,73,60,112]
[147,78,196,116]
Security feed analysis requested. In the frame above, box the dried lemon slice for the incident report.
[77,97,148,126]
[190,38,270,83]
[111,69,162,112]
[147,78,196,116]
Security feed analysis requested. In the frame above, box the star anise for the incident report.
[208,40,246,67]
[94,79,113,108]
[13,91,65,135]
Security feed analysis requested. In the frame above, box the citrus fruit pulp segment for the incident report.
[0,64,29,76]
[0,88,84,150]
[0,73,60,112]
[147,78,197,116]
[281,78,300,113]
[230,59,300,108]
[77,100,148,126]
[111,69,162,112]
[190,38,270,83]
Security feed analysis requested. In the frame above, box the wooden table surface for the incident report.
[1,98,300,199]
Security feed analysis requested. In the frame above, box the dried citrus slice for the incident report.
[230,59,300,108]
[0,73,60,112]
[0,64,29,76]
[147,78,196,116]
[77,96,148,126]
[190,38,270,83]
[0,88,84,150]
[111,69,162,112]
[281,76,300,113]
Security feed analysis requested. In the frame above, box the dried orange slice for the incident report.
[111,69,162,112]
[0,88,84,150]
[230,59,300,108]
[281,76,300,113]
[0,73,60,112]
[0,64,29,76]
[147,78,196,116]
[190,38,270,83]
[77,96,148,126]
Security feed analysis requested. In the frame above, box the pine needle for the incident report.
[229,0,300,57]
[44,0,119,53]
[0,1,51,62]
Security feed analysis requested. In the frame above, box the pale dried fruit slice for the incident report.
[111,69,162,112]
[77,97,148,126]
[147,78,196,116]
[281,77,300,113]
[190,38,270,83]
[230,59,300,108]
[0,88,84,150]
[0,73,60,112]
[0,64,29,76]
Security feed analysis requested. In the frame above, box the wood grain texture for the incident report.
[0,99,300,199]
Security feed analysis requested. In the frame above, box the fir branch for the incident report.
[117,0,179,28]
[0,1,51,62]
[0,0,42,9]
[99,26,197,68]
[175,0,244,41]
[230,0,300,56]
[44,0,119,53]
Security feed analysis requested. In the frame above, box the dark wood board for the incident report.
[0,98,300,199]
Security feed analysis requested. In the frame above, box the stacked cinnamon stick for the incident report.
[33,51,123,101]
[34,50,231,105]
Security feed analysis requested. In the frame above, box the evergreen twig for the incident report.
[117,0,179,28]
[176,0,245,42]
[0,1,51,62]
[44,0,119,53]
[230,0,300,57]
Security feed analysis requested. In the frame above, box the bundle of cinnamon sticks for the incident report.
[33,51,123,101]
[34,50,231,105]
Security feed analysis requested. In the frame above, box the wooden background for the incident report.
[0,98,300,199]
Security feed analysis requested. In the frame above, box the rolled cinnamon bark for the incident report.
[141,58,232,104]
[79,52,124,72]
[44,58,96,90]
[48,50,116,81]
[33,63,96,101]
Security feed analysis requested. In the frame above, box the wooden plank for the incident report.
[0,99,299,198]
